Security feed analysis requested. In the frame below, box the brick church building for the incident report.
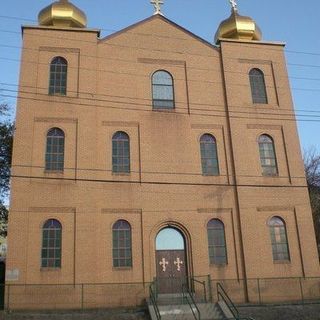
[5,0,320,310]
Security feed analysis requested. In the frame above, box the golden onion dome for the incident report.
[38,0,87,28]
[215,8,262,44]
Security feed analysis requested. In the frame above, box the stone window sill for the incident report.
[273,260,291,264]
[44,170,64,174]
[152,108,175,113]
[210,263,227,268]
[40,267,61,272]
[112,172,130,176]
[112,267,133,271]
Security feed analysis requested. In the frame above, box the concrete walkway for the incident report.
[238,303,320,320]
[0,308,149,320]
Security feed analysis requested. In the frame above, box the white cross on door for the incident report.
[174,257,184,271]
[159,257,169,272]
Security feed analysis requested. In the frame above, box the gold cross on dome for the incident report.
[159,258,169,272]
[151,0,164,15]
[229,0,238,11]
[174,257,183,272]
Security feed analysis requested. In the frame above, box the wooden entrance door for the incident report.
[156,249,187,294]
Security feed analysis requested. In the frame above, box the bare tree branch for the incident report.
[0,102,13,237]
[304,147,320,253]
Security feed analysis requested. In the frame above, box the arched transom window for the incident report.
[249,68,268,104]
[207,219,227,265]
[41,219,62,268]
[112,220,132,267]
[258,134,278,176]
[200,134,219,176]
[152,70,174,109]
[268,217,290,261]
[45,128,65,171]
[112,131,130,173]
[49,57,68,96]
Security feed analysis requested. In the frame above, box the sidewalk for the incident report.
[0,307,149,320]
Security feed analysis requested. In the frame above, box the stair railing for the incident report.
[182,283,201,320]
[149,281,161,320]
[217,282,239,320]
[191,277,207,303]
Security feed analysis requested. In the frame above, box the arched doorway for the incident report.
[155,227,188,294]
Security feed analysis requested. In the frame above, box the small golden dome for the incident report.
[38,0,87,28]
[215,9,262,44]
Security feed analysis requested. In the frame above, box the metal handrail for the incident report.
[217,282,239,320]
[223,318,255,320]
[191,277,207,302]
[182,283,201,320]
[149,282,161,320]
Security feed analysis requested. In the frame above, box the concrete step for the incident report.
[198,302,225,319]
[155,294,186,306]
[147,301,226,320]
[153,294,206,306]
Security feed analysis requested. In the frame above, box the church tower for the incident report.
[5,0,320,310]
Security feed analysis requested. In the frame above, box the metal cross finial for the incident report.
[229,0,238,12]
[150,0,164,15]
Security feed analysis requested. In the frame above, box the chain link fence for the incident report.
[2,277,320,311]
[211,277,320,305]
[4,283,150,311]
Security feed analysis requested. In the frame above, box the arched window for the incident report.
[41,219,62,268]
[152,70,174,109]
[258,134,278,176]
[249,68,268,104]
[207,219,227,265]
[45,128,65,171]
[268,217,290,261]
[200,134,219,176]
[112,131,130,173]
[112,220,132,267]
[49,57,68,95]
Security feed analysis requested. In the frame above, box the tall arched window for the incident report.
[45,128,65,171]
[41,219,62,268]
[200,134,219,176]
[112,131,130,173]
[152,70,174,109]
[249,68,268,104]
[112,220,132,267]
[258,134,278,176]
[49,57,68,95]
[207,219,227,265]
[268,217,290,261]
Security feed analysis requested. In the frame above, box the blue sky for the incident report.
[1,0,320,152]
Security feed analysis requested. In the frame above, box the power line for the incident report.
[0,54,308,93]
[2,81,320,115]
[1,42,320,85]
[0,39,320,83]
[6,173,308,189]
[1,87,320,123]
[0,16,200,42]
[11,164,308,180]
[0,20,320,72]
[1,92,320,123]
[0,15,36,23]
[2,34,320,76]
[7,198,312,215]
[2,13,320,59]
